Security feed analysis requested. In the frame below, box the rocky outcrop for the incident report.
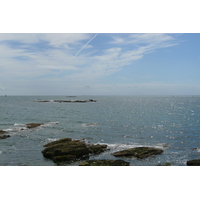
[79,159,130,166]
[26,123,44,129]
[0,135,10,139]
[187,159,200,166]
[42,138,108,163]
[112,147,163,159]
[157,162,171,166]
[36,99,97,103]
[0,130,8,134]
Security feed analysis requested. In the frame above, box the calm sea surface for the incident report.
[0,95,200,166]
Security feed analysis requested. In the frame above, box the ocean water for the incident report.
[0,95,200,166]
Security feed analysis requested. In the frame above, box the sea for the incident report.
[0,95,200,166]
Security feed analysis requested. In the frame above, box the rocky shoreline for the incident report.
[41,137,166,166]
[1,122,200,165]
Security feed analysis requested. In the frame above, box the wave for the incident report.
[45,138,60,142]
[3,121,59,133]
[94,142,170,154]
[82,123,98,127]
[41,121,59,127]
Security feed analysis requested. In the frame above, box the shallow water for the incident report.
[0,95,200,166]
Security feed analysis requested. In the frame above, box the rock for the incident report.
[79,159,130,166]
[112,147,163,159]
[26,123,43,129]
[42,138,108,163]
[0,130,8,134]
[87,144,108,154]
[36,99,97,103]
[157,162,171,166]
[0,135,10,139]
[187,159,200,166]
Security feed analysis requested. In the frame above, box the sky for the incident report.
[0,33,200,96]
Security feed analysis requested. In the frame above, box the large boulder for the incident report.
[187,159,200,166]
[42,138,108,163]
[79,159,130,166]
[112,147,163,159]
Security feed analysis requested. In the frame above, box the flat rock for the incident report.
[42,138,108,163]
[0,135,10,139]
[0,130,8,134]
[187,159,200,166]
[36,99,97,103]
[26,123,44,129]
[112,147,163,159]
[157,162,171,166]
[79,159,130,166]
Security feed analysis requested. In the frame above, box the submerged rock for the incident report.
[79,159,130,166]
[112,147,163,159]
[26,123,43,129]
[0,135,10,139]
[0,130,8,134]
[42,138,108,163]
[187,159,200,166]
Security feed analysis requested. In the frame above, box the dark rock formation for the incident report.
[112,147,163,159]
[0,135,10,139]
[36,99,97,103]
[26,123,44,129]
[0,130,8,134]
[187,159,200,166]
[79,159,130,166]
[87,144,108,154]
[157,162,171,166]
[42,138,108,163]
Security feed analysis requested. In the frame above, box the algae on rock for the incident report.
[79,159,130,166]
[42,138,108,164]
[112,147,163,159]
[187,159,200,166]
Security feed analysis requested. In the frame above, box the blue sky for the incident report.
[0,33,200,95]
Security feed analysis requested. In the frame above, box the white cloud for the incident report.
[0,33,182,95]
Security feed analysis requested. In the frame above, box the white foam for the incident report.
[82,123,98,127]
[46,138,59,142]
[14,123,25,126]
[42,121,59,127]
[96,142,142,153]
[3,128,13,132]
[95,142,168,153]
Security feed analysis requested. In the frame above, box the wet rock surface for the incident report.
[36,99,97,103]
[157,162,171,166]
[0,135,10,139]
[112,147,163,159]
[42,138,108,163]
[26,123,44,129]
[187,159,200,166]
[79,159,130,166]
[0,130,8,134]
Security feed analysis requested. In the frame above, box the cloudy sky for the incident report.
[0,33,200,96]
